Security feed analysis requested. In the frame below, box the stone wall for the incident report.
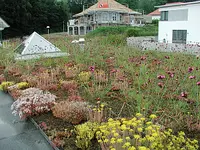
[127,37,200,55]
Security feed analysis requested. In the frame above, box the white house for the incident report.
[157,1,200,44]
[147,9,160,20]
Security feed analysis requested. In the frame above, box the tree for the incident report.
[0,0,70,38]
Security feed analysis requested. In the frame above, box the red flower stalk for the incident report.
[188,67,194,73]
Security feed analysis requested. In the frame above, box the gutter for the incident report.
[155,1,200,8]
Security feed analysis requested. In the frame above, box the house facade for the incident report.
[67,0,143,35]
[148,9,160,20]
[157,1,200,44]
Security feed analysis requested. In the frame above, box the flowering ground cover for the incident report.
[0,33,200,149]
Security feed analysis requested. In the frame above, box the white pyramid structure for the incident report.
[0,17,10,31]
[14,32,69,60]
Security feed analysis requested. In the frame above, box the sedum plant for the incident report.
[52,101,89,124]
[8,82,30,91]
[17,82,29,89]
[89,102,107,123]
[75,121,99,150]
[0,81,15,91]
[96,113,199,150]
[11,88,56,119]
[78,71,91,83]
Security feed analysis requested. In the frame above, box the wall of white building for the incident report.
[158,3,200,44]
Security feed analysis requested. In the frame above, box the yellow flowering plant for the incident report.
[96,113,199,150]
[75,121,99,150]
[78,71,91,83]
[0,81,15,91]
[17,82,29,89]
[89,101,107,123]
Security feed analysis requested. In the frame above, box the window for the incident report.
[102,13,108,21]
[172,30,187,44]
[161,11,168,21]
[112,13,117,21]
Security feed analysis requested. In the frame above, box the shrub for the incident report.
[75,121,99,150]
[52,101,89,124]
[87,26,128,37]
[87,25,158,38]
[96,113,199,150]
[152,19,159,25]
[103,34,126,45]
[11,88,56,119]
[126,28,140,37]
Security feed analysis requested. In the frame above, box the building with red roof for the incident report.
[148,9,160,20]
[67,0,145,35]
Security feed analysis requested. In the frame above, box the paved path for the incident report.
[0,91,54,150]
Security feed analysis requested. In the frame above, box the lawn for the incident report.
[0,32,200,150]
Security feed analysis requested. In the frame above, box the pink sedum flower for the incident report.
[89,66,95,73]
[197,82,200,86]
[165,56,170,59]
[181,92,188,98]
[157,75,165,79]
[167,71,174,78]
[158,82,164,88]
[189,76,196,79]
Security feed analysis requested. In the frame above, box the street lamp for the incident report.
[46,26,50,37]
[63,21,65,32]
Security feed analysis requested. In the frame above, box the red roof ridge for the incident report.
[148,9,160,16]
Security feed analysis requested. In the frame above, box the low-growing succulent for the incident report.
[96,113,199,150]
[52,101,89,124]
[75,121,99,150]
[78,71,91,83]
[11,88,56,119]
[0,81,15,91]
[17,82,29,89]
